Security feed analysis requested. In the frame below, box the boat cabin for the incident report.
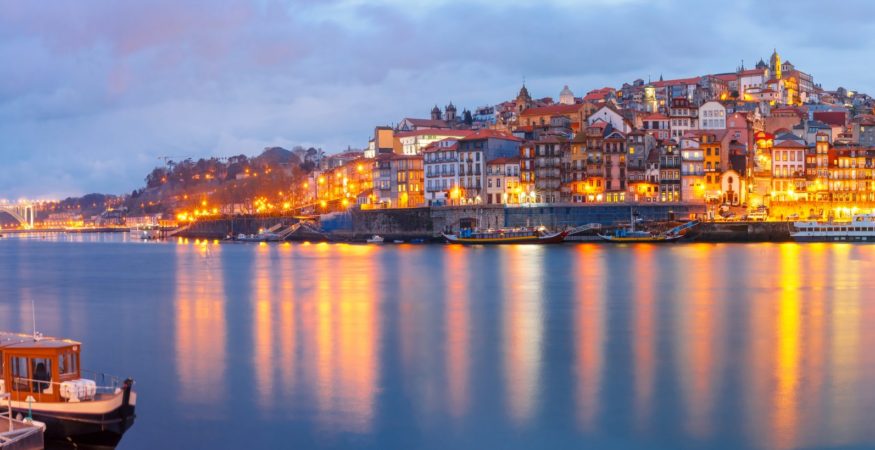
[0,333,82,403]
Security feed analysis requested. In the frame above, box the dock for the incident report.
[0,394,44,450]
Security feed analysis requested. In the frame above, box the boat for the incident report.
[598,209,697,243]
[442,226,567,245]
[792,213,875,242]
[0,332,136,449]
[366,235,385,244]
[129,224,162,240]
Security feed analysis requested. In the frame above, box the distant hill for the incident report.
[254,147,302,167]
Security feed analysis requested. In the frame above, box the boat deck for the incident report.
[1,394,44,450]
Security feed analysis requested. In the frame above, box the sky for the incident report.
[2,0,875,199]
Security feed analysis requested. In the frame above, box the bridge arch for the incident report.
[0,204,34,228]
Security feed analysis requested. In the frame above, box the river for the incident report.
[2,234,875,449]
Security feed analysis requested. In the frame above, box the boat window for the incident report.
[31,358,52,393]
[11,356,29,391]
[59,351,77,376]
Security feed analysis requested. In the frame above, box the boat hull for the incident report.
[9,386,135,449]
[442,232,566,245]
[791,234,875,242]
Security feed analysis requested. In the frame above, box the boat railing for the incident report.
[9,372,130,403]
[0,392,43,448]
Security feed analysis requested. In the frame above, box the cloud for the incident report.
[1,0,874,198]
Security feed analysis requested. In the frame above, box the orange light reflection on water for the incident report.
[574,244,604,432]
[504,245,544,426]
[174,240,227,418]
[445,245,470,419]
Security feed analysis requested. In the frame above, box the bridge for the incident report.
[0,202,35,229]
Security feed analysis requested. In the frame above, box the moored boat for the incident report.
[598,209,698,243]
[442,226,567,245]
[129,224,162,240]
[0,332,136,449]
[792,213,875,242]
[366,235,385,244]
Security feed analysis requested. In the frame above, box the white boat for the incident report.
[129,225,161,240]
[366,235,385,244]
[792,214,875,242]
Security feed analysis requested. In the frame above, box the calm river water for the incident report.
[2,234,875,449]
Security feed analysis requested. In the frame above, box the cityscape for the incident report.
[3,50,875,232]
[6,2,875,450]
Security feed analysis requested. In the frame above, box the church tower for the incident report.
[515,84,533,113]
[445,102,457,122]
[770,48,782,80]
[431,105,441,121]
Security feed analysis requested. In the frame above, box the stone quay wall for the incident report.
[503,203,707,229]
[176,215,299,239]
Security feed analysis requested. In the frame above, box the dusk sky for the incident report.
[3,0,875,199]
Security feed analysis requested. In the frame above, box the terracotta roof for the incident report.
[712,73,738,82]
[520,103,583,117]
[487,156,521,165]
[738,69,765,76]
[394,129,473,138]
[460,129,523,142]
[422,140,459,153]
[651,76,699,88]
[813,111,846,127]
[774,140,807,149]
[641,113,669,120]
[582,87,615,102]
[401,118,451,128]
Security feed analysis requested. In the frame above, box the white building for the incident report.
[587,105,632,133]
[423,139,461,206]
[559,85,575,105]
[738,68,766,99]
[698,101,727,130]
[396,129,473,156]
[771,140,806,200]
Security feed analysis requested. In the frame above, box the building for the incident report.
[564,131,589,202]
[699,132,725,201]
[587,105,632,133]
[531,135,567,204]
[372,154,423,208]
[559,85,575,105]
[423,139,460,206]
[395,129,473,156]
[668,98,697,140]
[603,129,627,202]
[485,157,522,204]
[518,103,584,131]
[457,130,522,203]
[770,137,807,201]
[640,113,670,140]
[851,115,875,147]
[659,141,681,202]
[698,101,727,130]
[627,131,658,202]
[680,142,705,202]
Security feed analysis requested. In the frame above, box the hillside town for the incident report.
[6,49,875,230]
[303,49,875,221]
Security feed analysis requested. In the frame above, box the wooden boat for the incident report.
[598,209,698,243]
[366,235,385,244]
[442,227,567,245]
[0,332,136,449]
